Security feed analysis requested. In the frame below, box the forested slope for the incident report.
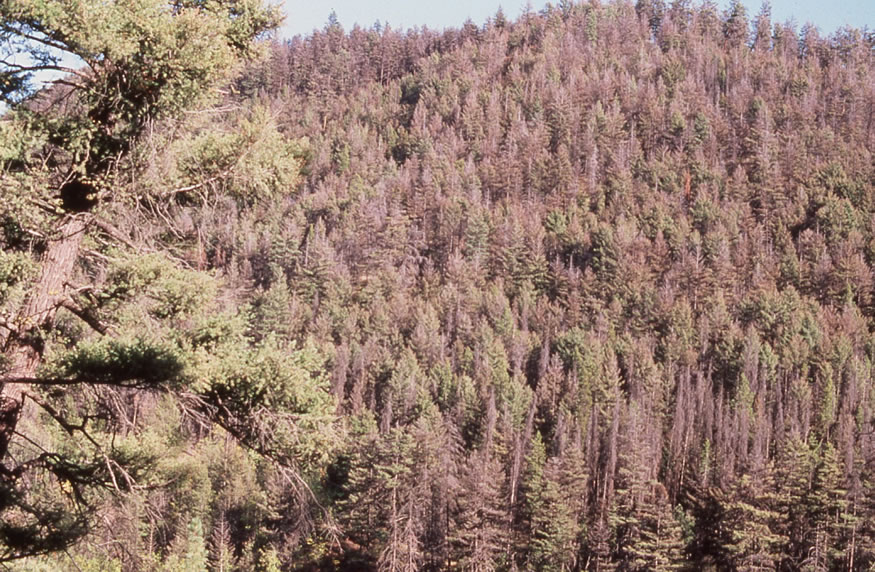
[255,2,875,569]
[4,0,875,570]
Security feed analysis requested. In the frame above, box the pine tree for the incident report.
[450,452,508,572]
[528,456,579,571]
[0,2,330,561]
[804,442,850,571]
[721,467,788,570]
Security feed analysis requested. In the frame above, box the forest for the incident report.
[1,0,874,570]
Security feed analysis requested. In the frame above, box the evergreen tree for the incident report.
[450,452,508,572]
[0,0,340,563]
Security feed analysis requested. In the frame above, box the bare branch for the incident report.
[90,217,139,252]
[58,297,108,335]
[161,171,229,198]
[0,375,159,389]
[0,24,69,53]
[25,392,93,442]
[0,313,18,336]
[0,60,81,76]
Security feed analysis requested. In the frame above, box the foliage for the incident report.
[4,0,875,569]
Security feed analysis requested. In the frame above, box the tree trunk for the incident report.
[0,215,87,459]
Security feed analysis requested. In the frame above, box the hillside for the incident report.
[3,0,875,570]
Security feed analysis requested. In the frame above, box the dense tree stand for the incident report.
[2,0,875,568]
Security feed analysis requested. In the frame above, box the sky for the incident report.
[280,0,874,39]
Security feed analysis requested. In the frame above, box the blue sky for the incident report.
[280,0,873,39]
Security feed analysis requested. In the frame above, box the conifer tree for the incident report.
[0,1,341,562]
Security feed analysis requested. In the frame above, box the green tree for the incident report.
[450,451,509,571]
[336,418,455,570]
[804,442,851,570]
[721,468,789,570]
[0,0,279,437]
[0,0,342,563]
[611,403,685,571]
[525,453,579,571]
